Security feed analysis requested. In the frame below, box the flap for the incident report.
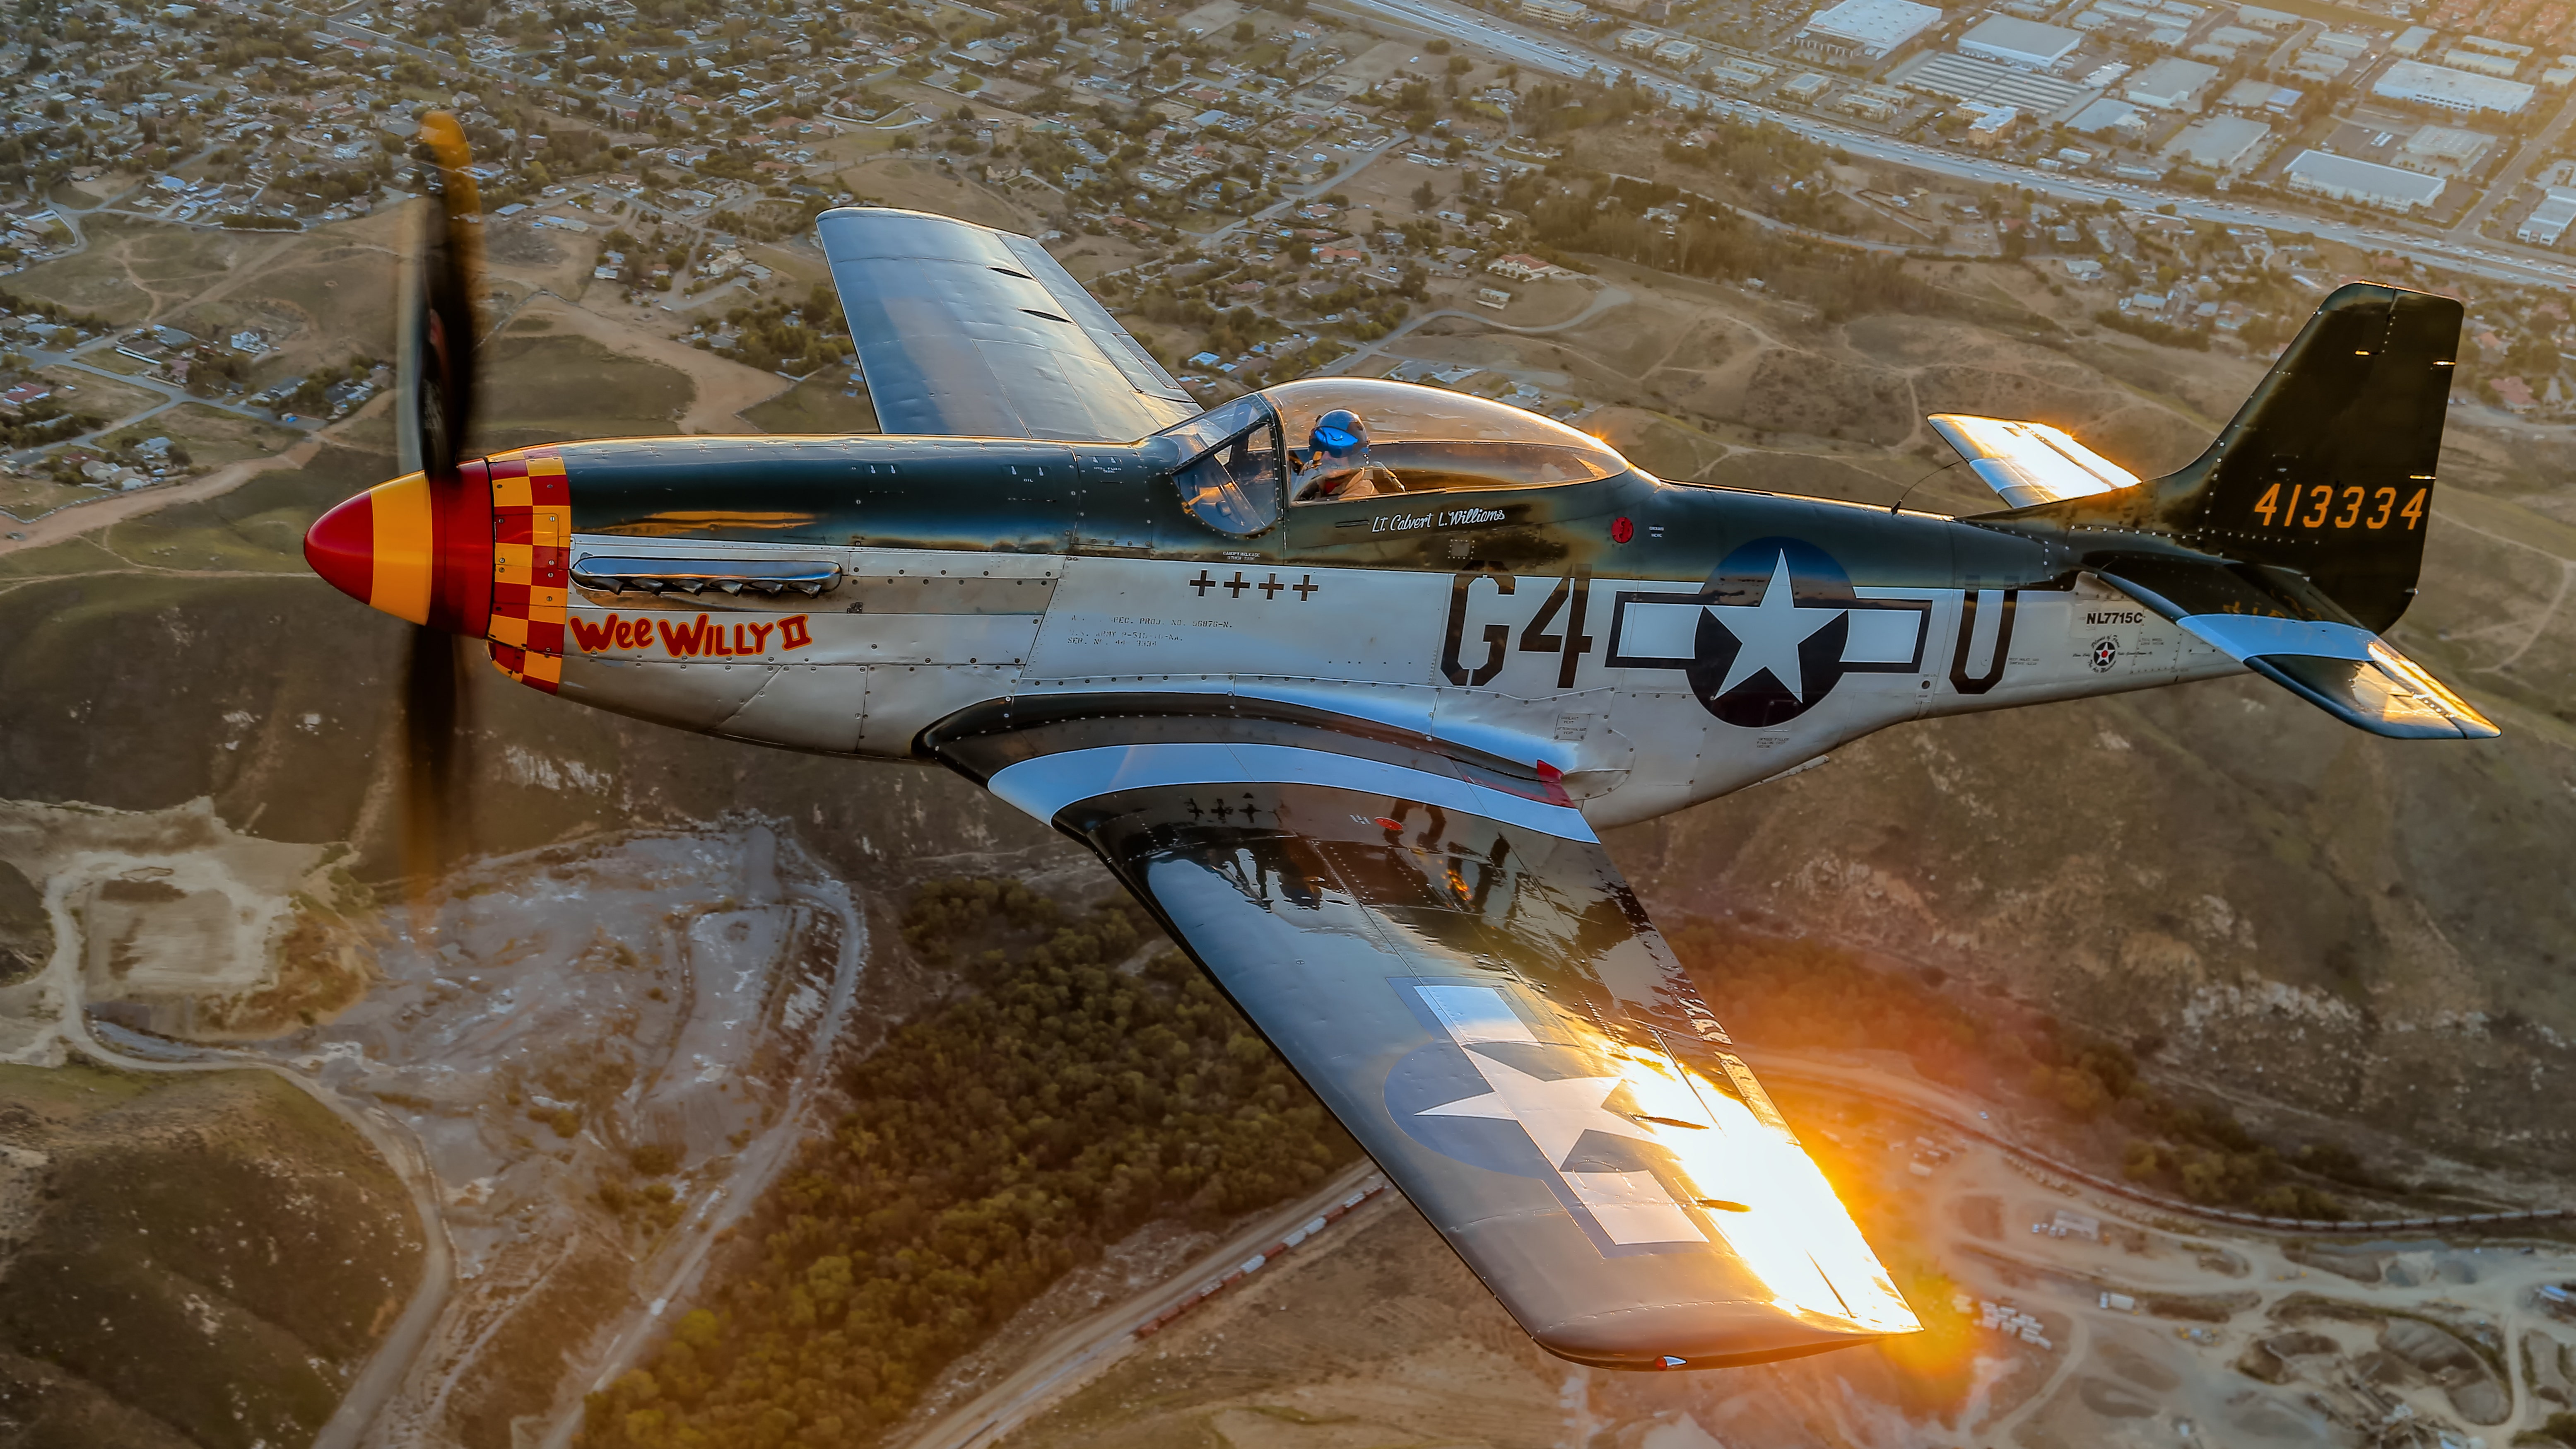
[815,208,1200,442]
[927,694,1918,1370]
[1928,413,2140,508]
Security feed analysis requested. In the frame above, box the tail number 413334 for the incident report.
[2251,482,2427,530]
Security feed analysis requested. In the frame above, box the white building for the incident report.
[2282,149,2448,211]
[2161,114,2269,170]
[2125,55,2219,108]
[2373,58,2535,115]
[1706,55,1778,89]
[1796,0,1941,60]
[2519,188,2576,244]
[2068,96,2148,135]
[2400,123,2494,171]
[2440,45,2523,77]
[2219,77,2302,110]
[1783,70,1834,101]
[1519,0,1592,26]
[1958,15,2084,68]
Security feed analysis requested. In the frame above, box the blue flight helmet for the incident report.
[1305,409,1372,497]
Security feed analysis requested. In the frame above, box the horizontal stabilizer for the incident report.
[2096,558,2497,740]
[1928,414,2139,508]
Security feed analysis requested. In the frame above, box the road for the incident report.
[1750,1049,2574,1234]
[896,1160,1391,1449]
[1320,0,2576,292]
[1198,135,1406,249]
[2450,89,2576,241]
[884,1042,2576,1447]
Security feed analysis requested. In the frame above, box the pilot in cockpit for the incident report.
[1292,409,1396,502]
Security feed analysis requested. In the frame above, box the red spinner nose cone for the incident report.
[302,468,493,634]
[305,489,377,607]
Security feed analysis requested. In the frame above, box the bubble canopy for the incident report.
[1156,379,1635,538]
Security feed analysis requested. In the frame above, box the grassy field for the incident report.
[98,445,388,574]
[741,369,879,434]
[77,348,160,378]
[474,331,696,450]
[8,212,403,384]
[838,156,1039,232]
[37,367,161,424]
[0,475,112,522]
[104,403,302,470]
[0,1066,424,1449]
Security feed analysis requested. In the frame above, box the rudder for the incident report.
[2163,282,2461,632]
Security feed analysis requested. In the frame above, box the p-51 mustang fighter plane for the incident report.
[305,118,2490,1372]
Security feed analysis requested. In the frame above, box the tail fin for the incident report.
[1987,284,2492,740]
[2161,282,2461,632]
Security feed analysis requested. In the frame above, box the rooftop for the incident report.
[1957,15,2084,68]
[2373,58,2535,114]
[1798,0,1942,56]
[2283,149,2448,209]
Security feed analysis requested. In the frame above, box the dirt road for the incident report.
[7,836,459,1449]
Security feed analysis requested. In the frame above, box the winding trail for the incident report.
[1319,284,1634,377]
[11,854,458,1449]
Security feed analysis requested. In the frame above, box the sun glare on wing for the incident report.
[1607,1039,1922,1336]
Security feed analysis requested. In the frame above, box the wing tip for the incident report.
[1529,1308,1903,1372]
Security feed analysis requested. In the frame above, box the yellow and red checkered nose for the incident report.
[304,450,571,693]
[304,470,493,635]
[482,451,571,693]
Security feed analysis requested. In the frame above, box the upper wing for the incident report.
[928,695,1918,1369]
[815,207,1199,442]
[2097,554,2497,740]
[1928,413,2140,508]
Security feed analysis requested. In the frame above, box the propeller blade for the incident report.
[398,110,484,480]
[400,624,462,890]
[390,110,486,899]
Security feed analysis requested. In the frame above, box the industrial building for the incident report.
[2518,188,2576,245]
[2372,58,2535,115]
[2400,123,2495,172]
[2282,149,2449,211]
[1795,0,1941,59]
[1519,0,1593,26]
[1894,51,2096,114]
[2161,115,2270,170]
[2069,96,2149,136]
[2219,77,2304,111]
[2125,55,2220,108]
[1957,15,2084,68]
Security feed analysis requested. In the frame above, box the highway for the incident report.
[1319,0,2576,292]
